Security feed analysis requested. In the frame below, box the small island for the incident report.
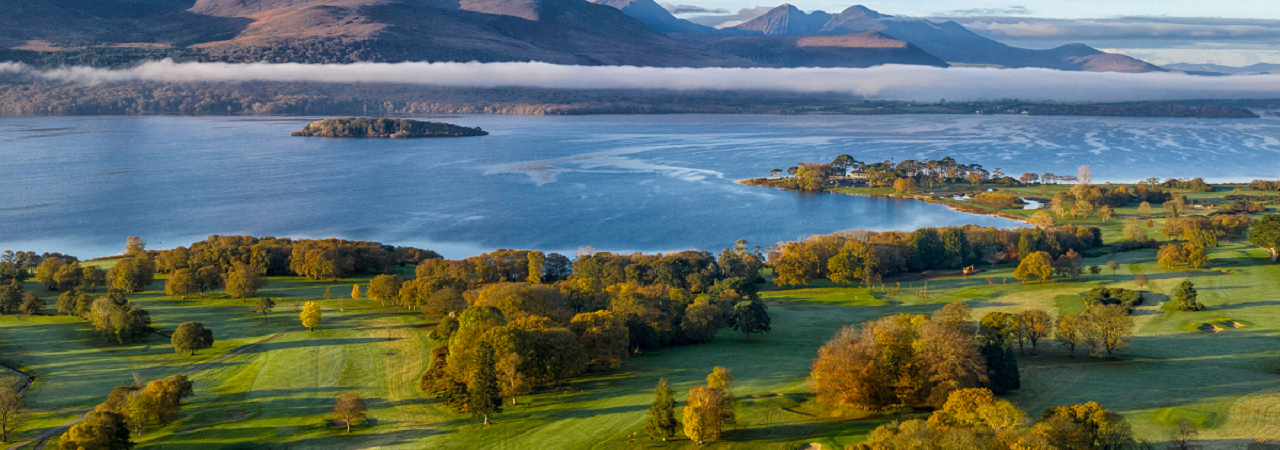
[291,117,488,138]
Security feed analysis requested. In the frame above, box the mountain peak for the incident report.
[735,3,831,36]
[840,5,885,18]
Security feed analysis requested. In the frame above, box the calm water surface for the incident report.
[2,114,1278,258]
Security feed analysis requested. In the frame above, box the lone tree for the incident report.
[19,292,44,316]
[730,301,770,341]
[1014,251,1053,283]
[1249,214,1280,262]
[1173,281,1205,311]
[301,301,322,331]
[1134,274,1149,290]
[171,322,214,356]
[333,392,367,433]
[57,411,132,450]
[0,387,24,443]
[1106,261,1120,276]
[350,284,363,301]
[645,378,679,441]
[251,297,277,322]
[467,341,502,425]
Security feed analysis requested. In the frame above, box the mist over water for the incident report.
[2,114,1279,259]
[8,60,1280,102]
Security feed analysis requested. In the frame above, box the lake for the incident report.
[2,114,1278,259]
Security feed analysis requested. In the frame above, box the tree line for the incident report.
[769,224,1105,288]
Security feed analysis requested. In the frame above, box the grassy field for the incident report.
[3,183,1280,449]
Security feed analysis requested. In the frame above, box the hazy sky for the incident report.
[669,1,1280,65]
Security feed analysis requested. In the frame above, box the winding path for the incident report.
[7,308,401,450]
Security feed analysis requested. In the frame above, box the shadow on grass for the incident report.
[241,337,402,354]
[1213,300,1280,311]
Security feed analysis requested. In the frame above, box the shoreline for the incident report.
[736,178,1037,226]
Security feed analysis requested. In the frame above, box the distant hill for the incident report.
[0,0,751,67]
[673,31,948,68]
[588,0,713,33]
[1164,63,1280,75]
[725,4,1162,72]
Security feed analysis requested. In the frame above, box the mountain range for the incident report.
[0,0,1163,72]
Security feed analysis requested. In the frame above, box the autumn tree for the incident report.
[1134,274,1149,290]
[333,392,367,433]
[0,387,24,443]
[683,386,723,444]
[526,251,545,284]
[1080,304,1133,359]
[251,297,276,322]
[57,411,132,450]
[568,310,629,370]
[494,353,529,406]
[164,269,196,299]
[1106,260,1119,276]
[730,301,770,341]
[1158,244,1187,269]
[224,263,268,299]
[367,275,402,306]
[1138,201,1152,219]
[83,266,107,291]
[1055,314,1084,357]
[108,256,155,293]
[1016,309,1052,355]
[645,378,680,441]
[1033,402,1134,450]
[681,300,724,343]
[301,301,322,331]
[1014,251,1053,283]
[171,322,214,356]
[466,341,502,425]
[707,367,738,427]
[1184,243,1208,269]
[350,284,362,301]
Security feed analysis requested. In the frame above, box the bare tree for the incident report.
[333,392,367,433]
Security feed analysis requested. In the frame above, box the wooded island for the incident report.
[291,117,488,138]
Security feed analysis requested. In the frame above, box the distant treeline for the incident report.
[1027,103,1258,118]
[0,79,1270,118]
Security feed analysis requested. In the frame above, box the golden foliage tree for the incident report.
[301,301,322,331]
[1014,251,1053,283]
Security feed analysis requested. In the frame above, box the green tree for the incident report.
[0,282,19,315]
[333,392,367,433]
[981,343,1020,394]
[35,257,65,290]
[1014,251,1053,283]
[83,266,107,292]
[164,269,196,299]
[729,301,770,341]
[225,263,268,300]
[1172,281,1205,311]
[301,301,322,331]
[1251,214,1280,262]
[645,378,680,441]
[19,291,44,316]
[251,297,276,322]
[54,261,83,290]
[466,341,502,425]
[0,387,24,443]
[170,322,214,356]
[57,411,133,450]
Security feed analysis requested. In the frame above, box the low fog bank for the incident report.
[4,60,1280,102]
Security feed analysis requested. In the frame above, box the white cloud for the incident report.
[6,59,1280,102]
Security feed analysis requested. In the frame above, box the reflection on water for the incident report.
[3,114,1277,258]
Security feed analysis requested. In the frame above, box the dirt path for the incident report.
[8,308,401,450]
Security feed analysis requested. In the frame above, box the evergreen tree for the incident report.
[466,341,503,425]
[940,228,969,269]
[981,343,1021,394]
[645,378,679,441]
[1172,281,1205,311]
